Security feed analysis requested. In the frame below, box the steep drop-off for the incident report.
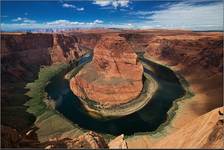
[0,32,99,132]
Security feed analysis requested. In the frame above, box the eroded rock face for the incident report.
[70,35,143,106]
[43,131,108,149]
[145,35,223,75]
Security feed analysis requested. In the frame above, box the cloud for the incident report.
[46,20,85,26]
[129,11,155,16]
[62,3,85,11]
[46,19,103,26]
[1,19,104,31]
[11,17,36,23]
[101,22,134,29]
[23,19,36,24]
[12,17,23,21]
[77,7,84,11]
[94,0,111,7]
[93,19,103,24]
[2,1,222,31]
[131,1,223,30]
[93,0,129,9]
[62,3,76,8]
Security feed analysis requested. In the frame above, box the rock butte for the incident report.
[70,35,143,106]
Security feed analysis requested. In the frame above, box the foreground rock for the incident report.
[43,131,107,149]
[108,134,128,149]
[70,35,143,106]
[1,126,40,148]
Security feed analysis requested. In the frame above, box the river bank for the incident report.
[126,54,223,148]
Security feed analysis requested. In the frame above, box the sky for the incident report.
[1,0,223,31]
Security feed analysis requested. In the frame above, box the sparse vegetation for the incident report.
[25,64,69,116]
[24,63,84,142]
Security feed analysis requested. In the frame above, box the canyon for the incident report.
[1,29,223,148]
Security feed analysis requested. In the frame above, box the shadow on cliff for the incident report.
[1,55,45,131]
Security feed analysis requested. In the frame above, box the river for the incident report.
[45,53,186,136]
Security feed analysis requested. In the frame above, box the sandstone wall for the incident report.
[0,32,99,83]
[145,35,223,75]
[1,33,53,65]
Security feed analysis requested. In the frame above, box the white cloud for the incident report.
[94,0,111,6]
[12,17,36,23]
[2,2,222,31]
[93,19,103,24]
[47,19,103,26]
[62,3,76,8]
[62,3,85,11]
[102,22,135,29]
[130,11,155,16]
[23,19,36,24]
[131,1,223,30]
[1,19,104,31]
[116,0,129,7]
[12,17,23,21]
[46,20,78,26]
[77,7,84,11]
[93,0,129,9]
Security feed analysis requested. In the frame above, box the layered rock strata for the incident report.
[70,35,143,106]
[43,131,108,149]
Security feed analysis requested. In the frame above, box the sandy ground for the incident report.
[126,56,223,148]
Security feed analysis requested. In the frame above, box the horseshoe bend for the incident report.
[69,35,158,117]
[1,29,223,149]
[1,1,223,149]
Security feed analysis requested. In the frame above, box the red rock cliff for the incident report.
[70,35,143,106]
[0,32,93,83]
[0,32,98,131]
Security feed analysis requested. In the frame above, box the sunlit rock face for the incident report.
[70,35,143,106]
